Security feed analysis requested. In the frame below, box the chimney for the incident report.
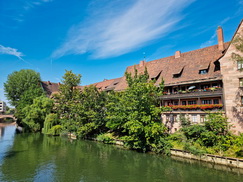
[175,51,181,58]
[58,82,61,86]
[217,26,224,51]
[47,81,51,85]
[139,60,145,67]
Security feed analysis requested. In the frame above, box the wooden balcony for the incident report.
[160,88,223,99]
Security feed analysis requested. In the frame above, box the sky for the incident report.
[0,0,242,105]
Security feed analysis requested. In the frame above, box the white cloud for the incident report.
[200,17,231,48]
[0,45,24,59]
[10,0,53,23]
[200,33,216,48]
[52,0,194,59]
[0,45,36,66]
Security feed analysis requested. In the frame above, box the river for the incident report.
[0,125,242,182]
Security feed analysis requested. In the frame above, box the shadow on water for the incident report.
[4,150,26,158]
[0,126,242,182]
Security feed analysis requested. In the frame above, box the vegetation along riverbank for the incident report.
[3,68,243,160]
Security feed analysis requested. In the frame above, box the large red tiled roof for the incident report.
[41,81,60,96]
[114,43,230,91]
[42,42,230,94]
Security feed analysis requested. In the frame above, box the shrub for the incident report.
[42,113,58,134]
[96,133,114,144]
[48,125,63,136]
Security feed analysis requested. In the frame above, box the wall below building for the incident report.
[220,23,243,134]
[171,148,243,169]
[162,112,206,133]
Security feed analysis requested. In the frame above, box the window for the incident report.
[240,78,243,87]
[173,68,184,78]
[182,101,187,105]
[174,101,178,105]
[166,115,170,122]
[188,100,197,105]
[200,115,205,123]
[173,115,177,122]
[213,99,219,104]
[173,73,181,78]
[199,69,208,74]
[191,115,197,123]
[237,61,243,70]
[202,100,212,104]
[174,128,177,132]
[214,60,220,71]
[241,97,243,106]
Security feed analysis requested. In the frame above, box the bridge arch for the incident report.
[0,114,16,121]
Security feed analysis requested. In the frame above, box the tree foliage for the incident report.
[105,68,171,153]
[21,96,54,132]
[4,69,44,107]
[231,33,243,71]
[53,70,81,133]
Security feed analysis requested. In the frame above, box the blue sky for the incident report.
[0,0,242,105]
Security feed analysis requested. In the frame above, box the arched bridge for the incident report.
[0,114,16,120]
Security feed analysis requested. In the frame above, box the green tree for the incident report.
[21,96,54,132]
[106,68,171,153]
[231,35,243,71]
[53,70,81,133]
[4,69,44,124]
[4,69,43,107]
[76,85,108,138]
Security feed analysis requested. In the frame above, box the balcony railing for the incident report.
[160,87,223,99]
[167,104,223,111]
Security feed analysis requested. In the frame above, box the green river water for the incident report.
[0,125,242,182]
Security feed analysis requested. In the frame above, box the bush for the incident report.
[183,143,206,156]
[182,125,206,141]
[96,133,114,144]
[42,113,58,134]
[48,125,63,136]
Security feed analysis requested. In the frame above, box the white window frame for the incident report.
[191,115,197,123]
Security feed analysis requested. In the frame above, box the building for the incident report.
[42,19,243,134]
[0,101,6,114]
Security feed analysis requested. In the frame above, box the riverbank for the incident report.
[1,125,241,182]
[171,148,243,169]
[86,136,243,169]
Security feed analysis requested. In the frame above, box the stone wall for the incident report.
[171,148,243,169]
[220,21,243,134]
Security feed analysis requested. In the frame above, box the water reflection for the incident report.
[0,126,242,182]
[0,127,4,138]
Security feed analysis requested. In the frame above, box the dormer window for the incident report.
[173,68,184,78]
[199,69,208,74]
[150,70,162,81]
[214,60,220,71]
[173,73,181,78]
[199,62,210,74]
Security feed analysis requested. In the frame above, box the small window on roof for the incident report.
[214,60,220,71]
[173,69,183,78]
[199,69,208,74]
[173,67,184,78]
[173,73,181,78]
[151,70,162,81]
